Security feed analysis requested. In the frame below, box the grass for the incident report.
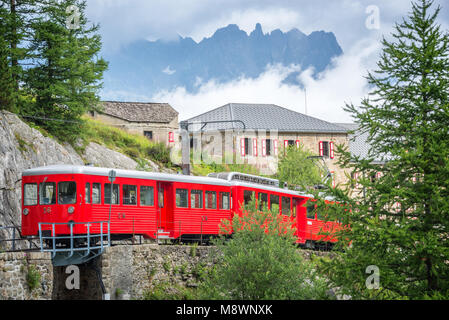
[142,281,198,300]
[74,117,174,167]
[14,132,35,154]
[191,161,263,177]
[26,265,41,291]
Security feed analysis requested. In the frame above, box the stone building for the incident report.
[89,101,179,146]
[183,103,350,185]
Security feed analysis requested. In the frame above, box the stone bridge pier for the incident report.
[1,244,216,300]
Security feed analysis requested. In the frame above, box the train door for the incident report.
[157,182,173,231]
[294,197,308,244]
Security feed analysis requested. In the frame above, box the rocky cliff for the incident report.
[0,110,162,248]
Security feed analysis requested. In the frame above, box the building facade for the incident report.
[89,101,179,146]
[184,103,350,185]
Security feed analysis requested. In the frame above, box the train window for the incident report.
[219,192,230,210]
[58,182,77,205]
[104,184,119,205]
[317,209,325,221]
[24,183,38,206]
[158,188,164,208]
[85,183,91,204]
[307,204,316,219]
[292,199,300,218]
[92,183,101,204]
[282,197,291,215]
[39,182,56,205]
[176,189,188,208]
[191,190,203,209]
[140,186,154,206]
[123,185,137,205]
[270,195,279,213]
[206,191,217,209]
[244,190,254,205]
[258,193,268,211]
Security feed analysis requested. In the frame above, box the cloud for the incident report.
[151,38,381,123]
[162,66,176,75]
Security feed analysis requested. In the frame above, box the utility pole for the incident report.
[179,120,246,176]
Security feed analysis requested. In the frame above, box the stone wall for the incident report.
[103,244,218,300]
[0,244,332,300]
[0,251,53,300]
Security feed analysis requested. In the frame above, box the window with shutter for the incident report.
[253,138,258,156]
[240,138,246,156]
[330,141,335,159]
[262,139,267,156]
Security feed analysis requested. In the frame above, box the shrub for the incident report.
[26,265,41,291]
[198,198,332,300]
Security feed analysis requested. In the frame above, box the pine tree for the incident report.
[317,0,449,299]
[0,6,16,111]
[25,0,107,141]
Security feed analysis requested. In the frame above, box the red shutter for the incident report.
[296,140,300,148]
[331,171,336,188]
[240,138,246,156]
[284,140,288,148]
[330,141,335,159]
[319,141,324,156]
[273,140,278,156]
[253,138,258,156]
[262,139,267,157]
[168,132,174,143]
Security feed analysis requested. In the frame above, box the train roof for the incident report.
[22,165,231,187]
[22,165,325,199]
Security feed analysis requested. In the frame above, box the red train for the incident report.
[21,165,339,248]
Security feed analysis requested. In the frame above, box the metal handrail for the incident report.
[0,225,39,251]
[38,221,110,258]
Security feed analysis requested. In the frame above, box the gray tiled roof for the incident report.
[100,101,178,123]
[335,123,385,164]
[185,103,348,133]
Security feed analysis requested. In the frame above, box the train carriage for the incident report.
[21,165,340,248]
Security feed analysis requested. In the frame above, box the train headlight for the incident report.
[68,206,75,214]
[23,208,29,216]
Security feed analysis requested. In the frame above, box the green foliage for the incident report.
[76,117,173,166]
[142,281,198,300]
[315,0,449,300]
[192,160,262,177]
[26,265,41,291]
[20,0,106,142]
[146,141,172,165]
[14,132,34,154]
[198,198,332,300]
[277,144,323,190]
[0,30,16,112]
[163,261,171,272]
[190,243,198,257]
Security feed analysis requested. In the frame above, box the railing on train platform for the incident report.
[0,225,40,251]
[38,221,110,259]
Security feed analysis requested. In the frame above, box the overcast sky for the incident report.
[86,0,449,123]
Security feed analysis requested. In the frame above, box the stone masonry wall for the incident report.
[0,245,331,300]
[0,251,53,300]
[101,244,218,300]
